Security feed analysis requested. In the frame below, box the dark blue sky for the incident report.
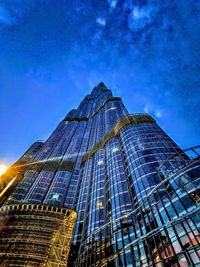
[0,0,200,164]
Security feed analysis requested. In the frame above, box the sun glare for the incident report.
[0,164,8,176]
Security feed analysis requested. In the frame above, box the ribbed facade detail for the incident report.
[0,204,76,266]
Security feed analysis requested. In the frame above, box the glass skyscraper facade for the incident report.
[0,82,199,266]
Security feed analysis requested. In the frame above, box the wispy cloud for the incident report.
[0,0,199,162]
[127,3,159,31]
[144,105,164,119]
[108,0,117,9]
[0,5,13,25]
[96,17,106,27]
[155,110,163,119]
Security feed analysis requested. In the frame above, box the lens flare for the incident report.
[0,164,8,176]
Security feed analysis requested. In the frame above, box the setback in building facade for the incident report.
[0,82,199,266]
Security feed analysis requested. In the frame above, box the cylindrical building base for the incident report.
[0,204,77,267]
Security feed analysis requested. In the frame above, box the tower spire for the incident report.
[0,82,199,267]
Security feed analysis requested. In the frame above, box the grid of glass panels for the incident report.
[6,170,38,204]
[76,152,200,267]
[120,123,183,204]
[85,149,106,238]
[44,170,71,206]
[106,138,133,221]
[4,83,200,267]
[73,159,93,244]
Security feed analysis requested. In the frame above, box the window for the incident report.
[97,159,104,166]
[96,199,103,209]
[52,193,60,200]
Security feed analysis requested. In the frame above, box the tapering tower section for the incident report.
[0,82,199,267]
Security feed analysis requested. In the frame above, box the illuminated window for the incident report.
[96,199,103,209]
[106,107,116,112]
[112,147,118,153]
[52,193,60,200]
[97,160,104,166]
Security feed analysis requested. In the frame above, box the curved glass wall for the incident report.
[1,83,199,267]
[120,123,182,204]
[0,204,77,267]
[76,146,200,267]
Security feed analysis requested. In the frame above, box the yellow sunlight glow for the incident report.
[0,164,8,176]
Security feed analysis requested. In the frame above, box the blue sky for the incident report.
[0,0,199,164]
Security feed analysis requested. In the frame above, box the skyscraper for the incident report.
[0,82,199,266]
